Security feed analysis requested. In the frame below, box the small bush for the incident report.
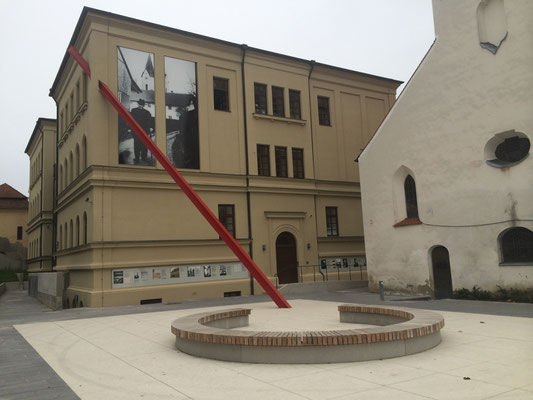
[0,269,27,283]
[453,285,533,303]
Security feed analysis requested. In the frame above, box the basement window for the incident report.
[499,227,533,264]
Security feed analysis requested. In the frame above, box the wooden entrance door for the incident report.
[432,246,453,299]
[276,232,298,284]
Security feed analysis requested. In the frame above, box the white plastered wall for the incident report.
[359,0,533,294]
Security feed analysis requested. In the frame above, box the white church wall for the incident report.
[360,0,533,295]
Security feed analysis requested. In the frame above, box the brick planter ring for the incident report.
[171,304,445,363]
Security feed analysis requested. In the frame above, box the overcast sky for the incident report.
[0,0,434,196]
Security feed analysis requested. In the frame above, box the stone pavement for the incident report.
[1,288,533,400]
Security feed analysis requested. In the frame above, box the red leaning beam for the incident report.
[98,80,290,308]
[67,45,91,77]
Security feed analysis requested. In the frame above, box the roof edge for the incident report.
[50,7,402,96]
[356,39,437,163]
[0,183,28,200]
[25,117,57,154]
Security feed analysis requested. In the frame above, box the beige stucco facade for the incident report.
[25,118,57,273]
[0,208,27,247]
[359,0,533,297]
[42,7,399,307]
[0,183,28,271]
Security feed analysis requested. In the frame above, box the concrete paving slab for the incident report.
[9,299,533,400]
[2,287,533,399]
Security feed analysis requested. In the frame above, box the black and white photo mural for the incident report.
[164,56,199,169]
[117,47,156,166]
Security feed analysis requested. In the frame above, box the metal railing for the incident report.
[274,264,367,287]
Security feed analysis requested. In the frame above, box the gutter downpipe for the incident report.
[241,44,254,295]
[307,60,321,279]
[51,98,59,270]
[37,124,45,271]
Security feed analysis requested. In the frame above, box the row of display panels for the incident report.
[320,256,367,271]
[112,262,248,288]
[112,256,367,288]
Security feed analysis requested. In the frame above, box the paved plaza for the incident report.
[1,288,533,399]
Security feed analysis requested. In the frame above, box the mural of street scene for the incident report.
[117,46,156,166]
[165,56,199,169]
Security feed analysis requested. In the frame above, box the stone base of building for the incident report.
[28,272,69,310]
[64,277,255,308]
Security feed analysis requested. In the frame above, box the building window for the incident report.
[64,222,68,249]
[76,216,80,247]
[75,144,80,178]
[477,0,507,54]
[272,86,285,117]
[218,204,235,237]
[83,212,88,245]
[76,79,81,110]
[257,144,270,176]
[275,146,288,177]
[495,136,530,164]
[69,220,73,248]
[404,175,419,219]
[213,77,229,111]
[254,83,267,114]
[17,226,23,241]
[292,148,304,179]
[317,96,330,126]
[289,89,301,120]
[326,207,338,236]
[82,135,87,170]
[70,93,74,120]
[500,227,533,264]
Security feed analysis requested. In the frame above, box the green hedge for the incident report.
[0,270,28,283]
[453,285,533,303]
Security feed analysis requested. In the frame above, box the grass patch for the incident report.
[0,269,28,283]
[453,285,533,303]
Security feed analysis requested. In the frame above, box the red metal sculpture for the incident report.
[67,46,290,308]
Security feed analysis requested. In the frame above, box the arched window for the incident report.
[75,144,80,178]
[500,227,533,263]
[76,216,80,247]
[404,175,419,219]
[69,219,73,248]
[82,135,87,170]
[59,225,63,251]
[83,212,88,244]
[59,164,63,191]
[64,158,69,187]
[69,152,74,183]
[477,0,507,54]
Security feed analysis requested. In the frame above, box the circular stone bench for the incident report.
[171,304,445,363]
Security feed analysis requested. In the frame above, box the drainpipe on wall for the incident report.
[307,60,319,264]
[241,44,255,295]
[37,124,45,271]
[51,98,59,269]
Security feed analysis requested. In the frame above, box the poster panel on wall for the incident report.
[164,56,199,169]
[117,46,156,166]
[112,262,248,288]
[319,256,367,271]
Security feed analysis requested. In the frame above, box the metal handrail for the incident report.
[296,263,367,282]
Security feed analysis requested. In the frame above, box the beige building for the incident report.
[35,7,399,307]
[359,0,533,298]
[25,118,57,273]
[0,183,28,271]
